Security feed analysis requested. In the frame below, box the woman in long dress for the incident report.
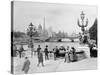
[69,47,77,62]
[64,49,70,63]
[64,46,70,63]
[22,57,30,74]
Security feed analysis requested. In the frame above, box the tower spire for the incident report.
[43,16,45,32]
[43,16,46,36]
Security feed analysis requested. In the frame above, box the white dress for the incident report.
[65,50,70,63]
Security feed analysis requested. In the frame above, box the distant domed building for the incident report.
[37,24,49,37]
[38,24,43,36]
[38,24,42,33]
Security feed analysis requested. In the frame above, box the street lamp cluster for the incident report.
[77,11,90,44]
[27,22,37,57]
[77,11,88,34]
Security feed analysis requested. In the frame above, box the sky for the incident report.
[13,1,97,35]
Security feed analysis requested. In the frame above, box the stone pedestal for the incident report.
[78,46,90,58]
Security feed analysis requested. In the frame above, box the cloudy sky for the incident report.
[13,1,97,35]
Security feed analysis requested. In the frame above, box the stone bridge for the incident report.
[32,36,79,42]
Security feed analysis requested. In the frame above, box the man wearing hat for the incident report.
[37,45,41,57]
[44,45,49,60]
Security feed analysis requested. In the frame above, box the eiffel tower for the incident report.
[43,16,46,37]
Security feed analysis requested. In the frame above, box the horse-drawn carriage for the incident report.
[53,46,66,60]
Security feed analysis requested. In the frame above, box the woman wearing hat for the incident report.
[64,46,70,63]
[69,47,77,62]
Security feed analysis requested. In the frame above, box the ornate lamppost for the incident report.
[27,22,36,57]
[77,11,88,34]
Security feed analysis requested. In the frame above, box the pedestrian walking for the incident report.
[22,57,30,74]
[53,46,59,60]
[37,45,41,57]
[37,48,44,67]
[44,45,49,60]
[19,45,24,58]
[64,46,70,63]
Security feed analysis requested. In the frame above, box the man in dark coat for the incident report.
[37,48,44,67]
[19,45,24,58]
[89,43,97,57]
[22,57,30,74]
[37,45,41,57]
[44,45,49,60]
[53,46,59,60]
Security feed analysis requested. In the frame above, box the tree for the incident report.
[13,31,25,38]
[89,18,97,44]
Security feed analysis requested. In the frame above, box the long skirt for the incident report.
[38,53,43,63]
[65,53,70,63]
[22,64,30,73]
[24,66,29,74]
[22,60,30,74]
[69,53,77,62]
[69,53,74,62]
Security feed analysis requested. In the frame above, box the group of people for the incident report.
[64,46,77,63]
[36,45,49,67]
[21,45,49,74]
[21,45,78,74]
[12,44,25,58]
[53,45,77,62]
[36,45,78,67]
[19,43,97,74]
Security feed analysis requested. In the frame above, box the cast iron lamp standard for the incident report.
[77,11,89,44]
[27,22,36,57]
[77,11,88,34]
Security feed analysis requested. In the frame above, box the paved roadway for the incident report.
[13,42,97,74]
[13,53,97,74]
